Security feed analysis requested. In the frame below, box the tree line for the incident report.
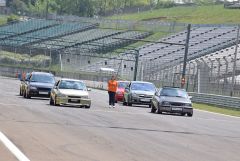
[6,0,223,17]
[7,0,155,17]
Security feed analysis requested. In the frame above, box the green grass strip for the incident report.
[193,103,240,117]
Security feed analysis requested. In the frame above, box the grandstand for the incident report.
[77,31,149,53]
[33,29,123,50]
[1,22,97,46]
[81,25,239,81]
[0,18,151,72]
[0,19,57,39]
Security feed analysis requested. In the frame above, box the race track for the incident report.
[0,77,239,161]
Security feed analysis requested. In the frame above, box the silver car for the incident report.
[123,81,156,108]
[151,87,193,117]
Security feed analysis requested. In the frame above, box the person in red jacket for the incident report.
[108,75,118,108]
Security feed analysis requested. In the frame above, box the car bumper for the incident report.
[115,94,124,101]
[160,106,193,114]
[29,90,51,97]
[56,97,91,107]
[131,97,152,105]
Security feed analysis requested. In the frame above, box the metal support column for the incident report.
[230,24,240,96]
[134,50,139,81]
[181,24,191,88]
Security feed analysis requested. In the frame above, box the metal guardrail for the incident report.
[84,81,240,109]
[189,92,240,109]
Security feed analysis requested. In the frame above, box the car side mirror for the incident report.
[189,96,192,99]
[87,88,91,91]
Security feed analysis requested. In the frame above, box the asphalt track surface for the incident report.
[0,77,239,161]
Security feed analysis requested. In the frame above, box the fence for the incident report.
[1,18,240,99]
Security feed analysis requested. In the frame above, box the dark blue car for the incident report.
[23,72,55,99]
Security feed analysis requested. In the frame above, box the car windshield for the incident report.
[59,80,87,90]
[160,88,188,98]
[31,74,55,84]
[118,82,129,88]
[131,83,155,91]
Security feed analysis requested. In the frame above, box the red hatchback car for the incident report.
[115,81,129,102]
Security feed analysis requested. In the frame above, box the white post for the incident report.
[59,53,63,71]
[121,59,123,78]
[197,68,200,93]
[141,62,144,81]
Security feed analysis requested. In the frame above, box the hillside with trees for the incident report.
[6,0,155,17]
[7,0,224,17]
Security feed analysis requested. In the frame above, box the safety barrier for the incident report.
[189,92,240,109]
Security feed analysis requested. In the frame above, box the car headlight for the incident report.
[185,103,192,107]
[162,101,171,106]
[58,93,66,97]
[82,95,89,99]
[132,93,137,97]
[30,86,37,90]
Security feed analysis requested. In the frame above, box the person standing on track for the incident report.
[108,75,118,108]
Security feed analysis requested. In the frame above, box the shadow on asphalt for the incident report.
[47,104,89,109]
[7,119,239,139]
[149,112,189,117]
[120,103,150,109]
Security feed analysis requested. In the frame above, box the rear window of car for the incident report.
[31,74,55,84]
[160,88,188,98]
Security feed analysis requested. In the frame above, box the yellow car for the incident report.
[50,78,91,108]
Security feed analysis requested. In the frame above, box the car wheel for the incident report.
[23,91,26,98]
[187,113,193,117]
[127,102,132,106]
[20,88,22,96]
[26,91,31,99]
[151,103,156,113]
[85,105,90,109]
[157,106,162,114]
[50,96,54,105]
[127,97,132,106]
[54,96,59,106]
[123,98,127,106]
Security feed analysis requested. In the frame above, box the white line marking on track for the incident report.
[0,131,30,161]
[195,109,240,119]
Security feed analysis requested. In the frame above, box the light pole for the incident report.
[133,49,140,81]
